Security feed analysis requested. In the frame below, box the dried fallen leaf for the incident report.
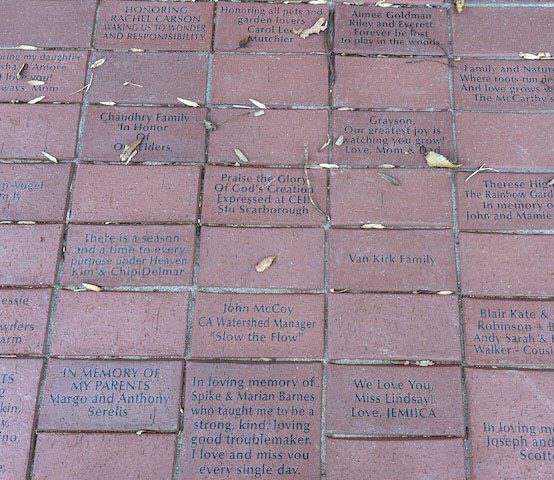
[16,45,37,50]
[547,178,554,187]
[337,107,354,111]
[416,360,434,367]
[234,148,249,163]
[202,120,217,131]
[238,36,251,48]
[376,0,393,6]
[16,63,27,79]
[309,0,327,3]
[123,81,143,88]
[335,135,345,146]
[27,80,45,86]
[319,135,331,152]
[454,0,464,13]
[177,97,200,107]
[17,221,36,225]
[255,255,276,273]
[378,172,400,186]
[437,290,454,295]
[361,223,385,229]
[318,163,339,169]
[99,101,116,106]
[425,151,462,168]
[518,52,551,60]
[41,151,57,163]
[293,17,328,39]
[120,135,144,163]
[82,283,103,292]
[253,110,265,117]
[70,72,94,95]
[129,48,145,52]
[249,98,267,109]
[464,162,500,182]
[378,164,396,168]
[90,58,106,69]
[27,95,45,104]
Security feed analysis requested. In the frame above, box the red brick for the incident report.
[87,51,208,105]
[335,0,445,4]
[52,291,189,356]
[451,7,554,57]
[459,233,553,296]
[197,227,325,289]
[454,59,554,111]
[334,6,448,56]
[62,225,195,287]
[215,2,329,53]
[329,229,457,292]
[326,438,466,480]
[0,163,71,222]
[0,0,97,48]
[0,50,88,103]
[71,165,200,223]
[334,56,450,109]
[326,364,464,435]
[39,359,183,431]
[202,166,327,226]
[0,225,63,286]
[0,104,79,160]
[181,362,322,480]
[190,293,324,358]
[208,108,329,166]
[33,433,176,480]
[455,112,554,169]
[332,110,453,166]
[463,298,554,367]
[95,1,213,51]
[457,173,554,231]
[466,368,554,480]
[328,293,461,361]
[211,54,329,106]
[0,289,51,354]
[331,169,453,226]
[80,106,206,163]
[0,359,42,479]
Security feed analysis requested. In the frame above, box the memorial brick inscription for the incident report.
[329,229,457,292]
[458,173,554,230]
[326,365,464,436]
[39,359,183,431]
[215,2,329,53]
[191,293,324,358]
[0,359,42,478]
[202,166,327,226]
[0,289,50,354]
[80,106,206,162]
[0,49,88,103]
[334,6,448,56]
[0,164,71,222]
[332,110,453,166]
[96,1,213,51]
[182,362,322,479]
[464,298,554,367]
[466,369,554,480]
[454,59,554,111]
[62,225,195,287]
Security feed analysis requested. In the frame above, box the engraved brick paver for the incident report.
[2,1,553,478]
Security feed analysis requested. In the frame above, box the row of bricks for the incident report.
[1,289,553,365]
[1,225,552,295]
[1,54,553,110]
[1,2,551,56]
[1,106,553,167]
[2,164,553,230]
[2,360,551,478]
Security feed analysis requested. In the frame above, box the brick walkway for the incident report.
[0,1,553,478]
